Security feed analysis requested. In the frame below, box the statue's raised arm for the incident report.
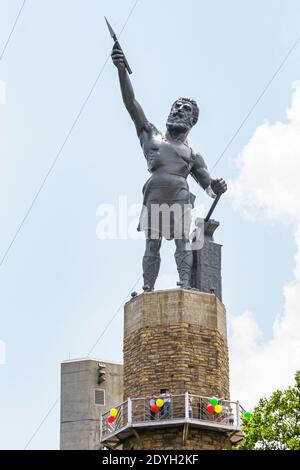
[111,43,151,136]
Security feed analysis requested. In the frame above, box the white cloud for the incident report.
[229,83,300,409]
[230,83,300,224]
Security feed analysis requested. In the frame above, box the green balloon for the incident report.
[210,396,219,406]
[244,411,252,420]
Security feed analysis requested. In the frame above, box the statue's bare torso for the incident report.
[140,125,194,205]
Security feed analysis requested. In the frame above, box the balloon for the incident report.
[207,404,215,413]
[244,412,252,420]
[151,404,159,413]
[156,399,164,408]
[110,408,118,417]
[210,396,219,406]
[107,415,115,423]
[215,405,223,413]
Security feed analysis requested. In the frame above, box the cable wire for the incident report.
[0,0,140,269]
[0,0,27,61]
[210,34,300,173]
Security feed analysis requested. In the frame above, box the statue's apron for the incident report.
[137,137,196,240]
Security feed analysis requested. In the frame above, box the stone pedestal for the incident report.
[122,289,230,450]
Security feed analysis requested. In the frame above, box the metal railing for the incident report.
[100,400,128,440]
[100,393,245,441]
[131,394,185,423]
[189,395,245,427]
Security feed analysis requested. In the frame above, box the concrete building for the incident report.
[60,357,123,450]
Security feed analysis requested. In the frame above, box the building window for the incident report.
[95,389,105,406]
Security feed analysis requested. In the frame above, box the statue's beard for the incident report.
[166,113,192,133]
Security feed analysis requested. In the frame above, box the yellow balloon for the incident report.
[156,399,164,408]
[110,408,118,417]
[215,405,223,413]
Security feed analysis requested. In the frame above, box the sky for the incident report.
[0,0,300,449]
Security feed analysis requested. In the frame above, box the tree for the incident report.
[237,371,300,450]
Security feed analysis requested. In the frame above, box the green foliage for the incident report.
[236,371,300,450]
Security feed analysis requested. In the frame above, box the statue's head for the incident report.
[167,97,199,133]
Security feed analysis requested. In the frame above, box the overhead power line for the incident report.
[0,0,140,269]
[210,34,300,173]
[0,0,27,61]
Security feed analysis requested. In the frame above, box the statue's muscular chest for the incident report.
[142,134,192,172]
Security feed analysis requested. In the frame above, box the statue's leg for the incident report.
[174,238,193,289]
[142,236,162,292]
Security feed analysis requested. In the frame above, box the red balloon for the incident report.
[207,404,215,413]
[107,415,115,423]
[151,404,159,413]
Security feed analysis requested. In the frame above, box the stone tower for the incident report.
[122,289,230,450]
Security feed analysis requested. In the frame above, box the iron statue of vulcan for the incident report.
[111,43,227,292]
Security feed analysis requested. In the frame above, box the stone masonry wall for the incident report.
[123,427,231,450]
[124,324,229,399]
[123,290,229,400]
